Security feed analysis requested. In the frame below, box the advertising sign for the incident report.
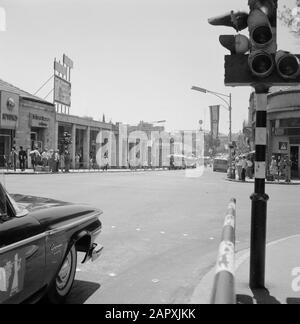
[54,76,71,106]
[63,54,74,69]
[54,61,67,77]
[210,105,220,139]
[0,91,19,129]
[29,114,50,128]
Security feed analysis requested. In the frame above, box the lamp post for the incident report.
[191,86,234,178]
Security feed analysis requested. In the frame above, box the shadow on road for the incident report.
[66,280,101,304]
[237,289,281,304]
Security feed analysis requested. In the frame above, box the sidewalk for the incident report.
[0,168,170,175]
[226,177,300,186]
[236,235,300,304]
[190,234,300,304]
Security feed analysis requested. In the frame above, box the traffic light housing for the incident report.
[209,0,300,87]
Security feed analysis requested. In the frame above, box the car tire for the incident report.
[46,245,77,304]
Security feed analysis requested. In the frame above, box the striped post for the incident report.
[250,90,270,289]
[211,198,236,304]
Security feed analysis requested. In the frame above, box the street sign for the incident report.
[279,142,288,151]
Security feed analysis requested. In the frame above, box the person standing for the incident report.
[60,152,65,173]
[246,157,253,179]
[9,147,18,172]
[64,150,71,173]
[54,150,60,173]
[30,147,41,172]
[19,146,27,172]
[269,156,278,182]
[236,157,243,181]
[241,156,247,182]
[103,155,109,172]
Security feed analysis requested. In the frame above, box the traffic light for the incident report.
[209,0,300,86]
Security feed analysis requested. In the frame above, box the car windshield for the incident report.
[6,191,28,218]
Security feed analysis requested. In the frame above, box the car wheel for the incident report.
[47,245,77,304]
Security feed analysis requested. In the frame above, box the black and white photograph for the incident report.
[1,0,300,308]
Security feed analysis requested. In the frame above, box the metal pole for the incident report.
[228,94,233,179]
[229,94,232,142]
[250,87,270,289]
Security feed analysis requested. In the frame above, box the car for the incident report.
[0,182,103,304]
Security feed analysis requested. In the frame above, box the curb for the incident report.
[1,168,172,176]
[225,178,300,186]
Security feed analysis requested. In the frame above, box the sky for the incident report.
[0,0,300,134]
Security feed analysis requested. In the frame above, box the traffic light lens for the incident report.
[252,26,272,46]
[278,56,299,77]
[249,51,274,78]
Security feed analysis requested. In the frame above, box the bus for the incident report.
[213,157,229,173]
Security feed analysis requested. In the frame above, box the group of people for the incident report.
[4,147,72,173]
[6,146,28,172]
[269,155,292,183]
[232,155,254,182]
[31,148,71,173]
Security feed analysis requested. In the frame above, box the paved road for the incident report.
[5,169,300,304]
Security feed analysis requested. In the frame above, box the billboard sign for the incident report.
[54,61,67,77]
[54,76,71,106]
[63,54,74,69]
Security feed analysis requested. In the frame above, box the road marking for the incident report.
[152,279,160,284]
[108,273,117,277]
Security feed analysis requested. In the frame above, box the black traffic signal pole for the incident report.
[250,85,270,289]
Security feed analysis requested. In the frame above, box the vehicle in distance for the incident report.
[213,157,229,173]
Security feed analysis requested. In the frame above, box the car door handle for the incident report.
[25,245,39,260]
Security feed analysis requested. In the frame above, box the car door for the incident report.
[0,212,46,304]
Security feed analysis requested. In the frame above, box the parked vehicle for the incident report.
[0,182,103,304]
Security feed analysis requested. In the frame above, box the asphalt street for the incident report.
[4,169,300,304]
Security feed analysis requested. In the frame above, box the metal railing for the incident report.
[211,198,237,304]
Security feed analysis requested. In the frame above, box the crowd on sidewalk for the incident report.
[2,146,111,173]
[230,153,292,183]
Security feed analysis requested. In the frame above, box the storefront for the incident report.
[0,79,56,168]
[0,90,19,167]
[246,87,300,179]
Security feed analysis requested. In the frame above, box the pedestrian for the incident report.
[246,157,253,179]
[19,146,27,172]
[241,156,247,182]
[30,147,41,172]
[236,157,243,180]
[48,149,55,172]
[277,156,282,182]
[282,156,292,183]
[64,150,71,173]
[269,156,278,181]
[75,153,80,170]
[60,152,65,173]
[9,147,18,172]
[41,149,49,167]
[103,155,109,172]
[54,150,60,173]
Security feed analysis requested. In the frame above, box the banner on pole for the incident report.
[210,105,220,139]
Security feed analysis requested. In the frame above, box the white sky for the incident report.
[0,0,300,134]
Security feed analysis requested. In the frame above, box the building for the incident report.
[0,79,56,167]
[0,78,117,169]
[244,87,300,179]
